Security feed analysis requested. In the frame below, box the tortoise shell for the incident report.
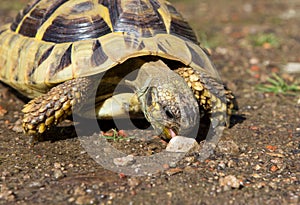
[0,0,220,98]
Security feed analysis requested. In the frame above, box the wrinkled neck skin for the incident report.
[126,60,200,138]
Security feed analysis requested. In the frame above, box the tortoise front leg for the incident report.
[175,67,235,127]
[22,77,93,134]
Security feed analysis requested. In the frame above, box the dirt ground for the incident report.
[0,0,300,204]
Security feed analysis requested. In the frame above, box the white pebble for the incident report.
[113,155,135,166]
[166,136,199,153]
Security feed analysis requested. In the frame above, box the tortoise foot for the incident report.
[22,77,91,134]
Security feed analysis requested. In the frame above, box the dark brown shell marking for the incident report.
[10,0,198,44]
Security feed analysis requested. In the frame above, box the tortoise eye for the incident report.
[145,87,154,107]
[164,107,175,119]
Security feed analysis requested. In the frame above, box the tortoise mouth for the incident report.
[162,126,178,139]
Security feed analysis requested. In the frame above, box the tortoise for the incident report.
[0,0,235,139]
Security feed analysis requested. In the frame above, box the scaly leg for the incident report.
[22,77,93,134]
[175,67,235,127]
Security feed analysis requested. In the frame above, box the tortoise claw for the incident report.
[22,77,91,134]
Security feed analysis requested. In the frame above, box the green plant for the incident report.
[251,33,280,47]
[257,73,300,95]
[100,129,135,141]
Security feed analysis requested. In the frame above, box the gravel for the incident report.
[0,0,299,204]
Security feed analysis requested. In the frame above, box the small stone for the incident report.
[249,57,259,65]
[270,165,279,172]
[167,192,172,197]
[216,140,239,155]
[92,184,99,190]
[166,136,199,153]
[165,168,183,176]
[183,166,196,174]
[168,161,177,168]
[0,105,7,117]
[28,181,43,188]
[254,182,266,189]
[162,164,169,169]
[74,187,85,196]
[184,156,196,163]
[68,197,76,203]
[252,173,261,178]
[287,192,299,203]
[283,62,300,74]
[75,195,95,205]
[218,162,226,170]
[113,155,135,166]
[12,123,23,133]
[254,164,261,171]
[86,189,93,193]
[215,47,228,55]
[268,182,278,190]
[266,152,284,158]
[219,175,241,189]
[0,185,15,201]
[128,178,141,188]
[53,169,65,179]
[54,162,61,169]
[243,3,253,13]
[119,173,126,179]
[280,9,297,19]
[227,159,236,168]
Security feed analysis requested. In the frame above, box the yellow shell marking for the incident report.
[15,3,40,34]
[35,0,112,40]
[157,3,172,34]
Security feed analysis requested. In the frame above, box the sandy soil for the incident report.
[0,0,299,204]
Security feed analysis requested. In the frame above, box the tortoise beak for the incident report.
[162,127,177,140]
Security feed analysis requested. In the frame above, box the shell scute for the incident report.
[91,40,109,67]
[10,0,41,31]
[15,0,69,37]
[42,15,112,43]
[37,45,54,67]
[109,0,167,37]
[51,44,72,76]
[0,0,217,98]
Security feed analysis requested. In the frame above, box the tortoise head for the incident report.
[127,60,199,139]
